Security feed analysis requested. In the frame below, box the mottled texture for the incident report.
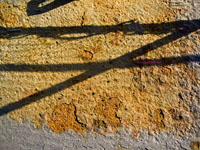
[0,0,200,143]
[46,103,86,133]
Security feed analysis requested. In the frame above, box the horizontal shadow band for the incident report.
[0,55,199,72]
[0,19,199,40]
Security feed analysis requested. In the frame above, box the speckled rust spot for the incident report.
[81,50,93,60]
[95,98,122,129]
[93,120,107,128]
[46,104,86,133]
[162,67,171,74]
[0,3,19,26]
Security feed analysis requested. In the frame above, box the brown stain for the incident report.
[81,50,93,60]
[45,103,86,133]
[152,109,165,128]
[95,98,122,129]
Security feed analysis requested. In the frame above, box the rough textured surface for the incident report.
[46,103,86,133]
[0,0,200,149]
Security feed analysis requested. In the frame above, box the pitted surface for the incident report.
[0,0,200,149]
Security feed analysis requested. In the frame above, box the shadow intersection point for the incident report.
[0,19,200,116]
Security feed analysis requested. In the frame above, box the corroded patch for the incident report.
[95,98,122,130]
[45,103,86,133]
[0,0,199,138]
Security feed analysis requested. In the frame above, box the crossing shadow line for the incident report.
[0,19,199,116]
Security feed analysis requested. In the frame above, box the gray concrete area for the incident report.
[0,116,197,150]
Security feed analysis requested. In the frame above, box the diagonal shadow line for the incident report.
[0,19,199,116]
[0,69,105,116]
[109,21,200,68]
[0,19,199,72]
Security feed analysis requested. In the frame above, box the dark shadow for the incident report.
[27,0,75,16]
[0,19,199,40]
[0,19,200,116]
[0,55,199,72]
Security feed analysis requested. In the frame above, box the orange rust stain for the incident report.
[95,98,122,129]
[46,103,86,133]
[162,67,171,74]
